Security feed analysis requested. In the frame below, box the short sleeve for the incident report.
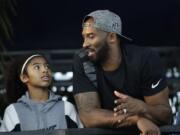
[72,52,97,95]
[140,50,167,96]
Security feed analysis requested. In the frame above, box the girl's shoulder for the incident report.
[4,104,16,113]
[63,101,76,110]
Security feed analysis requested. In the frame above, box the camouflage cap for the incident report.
[83,10,132,41]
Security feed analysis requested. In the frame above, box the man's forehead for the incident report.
[82,22,95,28]
[82,23,97,35]
[82,22,106,35]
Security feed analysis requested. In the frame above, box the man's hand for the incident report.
[112,114,129,128]
[114,91,147,116]
[113,115,139,128]
[137,117,160,135]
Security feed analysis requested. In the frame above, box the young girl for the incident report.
[0,54,83,132]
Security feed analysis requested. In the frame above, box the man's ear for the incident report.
[107,33,117,44]
[20,74,28,83]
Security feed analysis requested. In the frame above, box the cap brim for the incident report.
[120,34,133,42]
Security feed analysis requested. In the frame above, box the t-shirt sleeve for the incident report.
[72,52,97,95]
[141,50,167,96]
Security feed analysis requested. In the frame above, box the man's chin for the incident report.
[88,56,96,62]
[87,52,96,61]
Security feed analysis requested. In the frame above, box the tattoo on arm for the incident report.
[74,92,118,127]
[74,92,101,113]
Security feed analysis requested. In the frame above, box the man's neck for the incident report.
[102,43,122,71]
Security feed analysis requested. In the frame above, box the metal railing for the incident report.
[0,126,180,135]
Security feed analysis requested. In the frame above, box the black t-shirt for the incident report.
[73,44,167,110]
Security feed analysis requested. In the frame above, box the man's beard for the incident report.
[94,41,109,64]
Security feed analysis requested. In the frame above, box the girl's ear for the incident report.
[20,74,28,83]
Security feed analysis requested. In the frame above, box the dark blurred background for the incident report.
[6,0,180,51]
[1,0,180,122]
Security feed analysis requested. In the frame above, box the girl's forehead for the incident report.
[29,56,47,64]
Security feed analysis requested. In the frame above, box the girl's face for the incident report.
[23,56,52,89]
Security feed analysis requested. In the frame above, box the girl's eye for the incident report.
[34,65,40,70]
[45,64,50,70]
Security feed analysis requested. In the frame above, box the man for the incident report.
[73,9,172,135]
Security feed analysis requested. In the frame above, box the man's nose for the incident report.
[83,39,90,48]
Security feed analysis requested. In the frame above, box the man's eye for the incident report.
[89,35,94,39]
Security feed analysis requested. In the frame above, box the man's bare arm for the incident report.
[143,87,172,125]
[74,91,126,128]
